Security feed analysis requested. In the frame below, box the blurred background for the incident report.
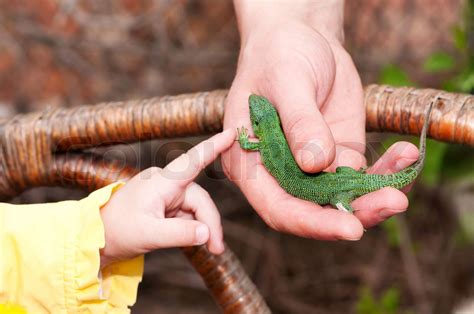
[1,0,473,313]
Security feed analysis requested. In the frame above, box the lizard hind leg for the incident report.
[330,192,356,213]
[335,166,359,174]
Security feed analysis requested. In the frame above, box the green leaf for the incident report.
[443,69,474,93]
[382,218,401,247]
[441,79,458,92]
[356,286,401,314]
[423,52,455,72]
[378,64,414,87]
[453,70,474,93]
[380,288,400,313]
[356,287,378,314]
[441,145,474,181]
[453,25,467,51]
[459,209,474,244]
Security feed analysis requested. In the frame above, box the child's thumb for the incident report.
[148,218,210,249]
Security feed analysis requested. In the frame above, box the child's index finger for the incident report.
[161,129,236,187]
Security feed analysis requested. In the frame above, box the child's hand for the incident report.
[99,129,236,267]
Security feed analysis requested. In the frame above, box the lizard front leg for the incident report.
[238,127,260,151]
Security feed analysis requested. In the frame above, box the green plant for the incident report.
[381,218,401,248]
[378,64,414,87]
[356,286,401,314]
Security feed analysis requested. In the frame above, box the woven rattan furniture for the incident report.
[1,84,472,313]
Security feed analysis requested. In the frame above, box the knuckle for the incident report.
[186,151,204,171]
[140,166,162,181]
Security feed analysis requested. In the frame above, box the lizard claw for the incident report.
[238,126,248,140]
[235,128,241,141]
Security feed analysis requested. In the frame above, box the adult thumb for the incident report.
[271,79,336,173]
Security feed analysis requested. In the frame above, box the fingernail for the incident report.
[217,241,225,253]
[300,149,315,168]
[379,208,401,219]
[341,235,362,241]
[300,141,325,170]
[210,241,225,255]
[195,225,209,244]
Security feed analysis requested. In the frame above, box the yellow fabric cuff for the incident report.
[73,182,144,313]
[1,182,143,313]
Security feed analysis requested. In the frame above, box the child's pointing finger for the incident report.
[160,129,235,188]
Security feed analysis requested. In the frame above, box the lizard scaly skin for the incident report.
[238,95,433,213]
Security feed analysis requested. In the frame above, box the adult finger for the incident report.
[320,48,367,171]
[367,141,419,175]
[368,141,419,193]
[244,164,364,240]
[182,183,224,254]
[160,128,236,188]
[353,187,408,228]
[353,141,419,227]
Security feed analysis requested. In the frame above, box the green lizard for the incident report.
[238,94,433,213]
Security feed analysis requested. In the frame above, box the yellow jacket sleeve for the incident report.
[0,183,144,314]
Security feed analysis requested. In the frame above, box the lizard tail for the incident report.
[410,100,435,174]
[380,101,435,190]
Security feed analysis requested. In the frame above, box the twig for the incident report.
[397,215,432,314]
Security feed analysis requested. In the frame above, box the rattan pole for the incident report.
[1,86,467,157]
[364,85,473,145]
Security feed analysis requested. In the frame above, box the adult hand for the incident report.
[222,0,418,240]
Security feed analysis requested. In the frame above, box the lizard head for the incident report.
[248,94,279,136]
